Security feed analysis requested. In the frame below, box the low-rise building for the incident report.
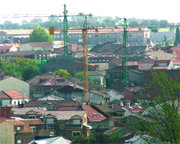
[11,107,91,139]
[0,90,29,106]
[0,119,34,144]
[0,76,30,96]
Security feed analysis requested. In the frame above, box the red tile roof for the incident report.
[18,124,34,133]
[171,60,180,63]
[3,90,29,99]
[19,119,43,125]
[153,66,168,69]
[0,51,35,56]
[28,42,53,49]
[104,127,118,134]
[0,44,13,50]
[124,105,145,112]
[82,105,107,121]
[114,121,127,127]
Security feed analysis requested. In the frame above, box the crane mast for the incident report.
[82,16,89,103]
[63,4,68,56]
[122,18,129,88]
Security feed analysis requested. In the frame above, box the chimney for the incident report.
[0,107,11,119]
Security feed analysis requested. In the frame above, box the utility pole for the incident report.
[122,18,129,88]
[63,4,68,56]
[82,16,89,103]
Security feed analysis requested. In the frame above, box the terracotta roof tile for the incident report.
[19,119,43,125]
[4,90,29,99]
[6,119,25,125]
[82,105,107,121]
[18,124,34,133]
[124,105,145,112]
[0,51,35,56]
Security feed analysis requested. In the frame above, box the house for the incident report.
[105,61,138,90]
[170,47,180,59]
[0,90,29,106]
[88,71,106,87]
[38,95,64,101]
[123,86,147,103]
[29,76,110,105]
[11,107,91,139]
[145,50,176,60]
[0,119,34,144]
[125,114,155,125]
[138,57,155,71]
[92,104,125,120]
[124,134,162,144]
[153,60,170,70]
[29,136,71,144]
[82,105,114,132]
[20,42,53,51]
[168,59,180,69]
[123,105,145,117]
[24,100,81,111]
[44,56,96,75]
[0,76,30,96]
[0,44,18,54]
[18,119,49,137]
[88,57,116,71]
[0,51,37,59]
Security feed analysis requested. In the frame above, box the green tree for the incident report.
[53,69,71,78]
[29,27,54,44]
[139,71,180,144]
[174,26,180,46]
[1,57,41,80]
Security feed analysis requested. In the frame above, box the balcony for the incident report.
[65,124,81,129]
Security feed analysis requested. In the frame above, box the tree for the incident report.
[174,26,180,46]
[29,27,54,44]
[1,57,41,80]
[53,69,71,78]
[139,71,180,144]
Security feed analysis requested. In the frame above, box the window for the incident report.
[59,124,65,129]
[28,115,36,119]
[73,120,80,125]
[14,101,16,105]
[17,126,21,131]
[72,131,81,137]
[50,131,55,135]
[47,118,54,124]
[30,126,36,131]
[17,140,22,144]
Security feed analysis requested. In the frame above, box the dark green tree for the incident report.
[174,26,180,46]
[29,27,54,44]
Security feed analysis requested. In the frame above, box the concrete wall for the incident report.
[0,121,15,144]
[0,77,30,96]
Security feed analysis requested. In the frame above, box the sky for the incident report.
[0,0,179,23]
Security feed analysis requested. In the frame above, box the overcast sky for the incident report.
[0,0,179,23]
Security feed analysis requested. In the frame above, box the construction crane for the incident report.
[82,16,89,103]
[122,18,129,89]
[62,4,92,56]
[63,4,68,56]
